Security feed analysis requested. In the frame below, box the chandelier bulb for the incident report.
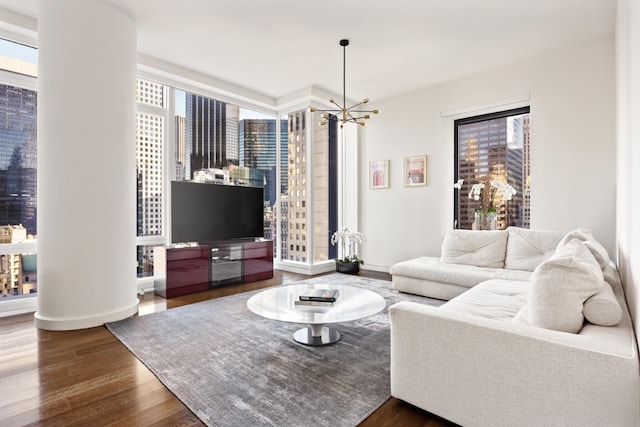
[373,110,380,114]
[362,98,369,103]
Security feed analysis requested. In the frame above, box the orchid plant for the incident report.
[454,178,517,213]
[331,227,365,264]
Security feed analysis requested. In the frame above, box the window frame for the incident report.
[453,106,531,230]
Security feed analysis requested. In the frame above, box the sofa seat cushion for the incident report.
[514,239,604,333]
[390,256,532,289]
[440,279,529,321]
[504,227,566,271]
[440,229,508,268]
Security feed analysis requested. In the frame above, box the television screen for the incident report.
[171,181,264,243]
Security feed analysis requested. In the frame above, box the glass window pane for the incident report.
[284,109,309,262]
[0,83,37,239]
[455,109,530,230]
[136,79,165,237]
[174,91,278,256]
[0,38,37,75]
[136,78,164,108]
[0,252,36,297]
[312,111,330,263]
[0,40,38,301]
[137,244,164,278]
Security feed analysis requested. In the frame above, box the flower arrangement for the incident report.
[331,227,365,265]
[454,178,516,213]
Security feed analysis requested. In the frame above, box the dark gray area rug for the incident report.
[106,273,443,427]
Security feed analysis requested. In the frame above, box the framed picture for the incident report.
[404,155,427,187]
[369,160,389,189]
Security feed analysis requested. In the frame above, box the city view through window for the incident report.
[0,47,337,297]
[454,108,531,230]
[0,39,37,299]
[135,81,336,278]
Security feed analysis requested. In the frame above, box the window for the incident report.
[140,85,336,273]
[136,78,167,278]
[454,107,530,230]
[0,38,38,300]
[174,91,281,257]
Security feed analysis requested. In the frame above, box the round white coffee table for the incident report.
[247,283,386,346]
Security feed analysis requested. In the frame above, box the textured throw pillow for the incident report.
[583,282,623,326]
[513,239,603,333]
[557,228,610,270]
[504,227,566,271]
[440,229,508,268]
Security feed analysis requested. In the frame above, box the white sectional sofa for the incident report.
[389,227,566,300]
[389,227,640,427]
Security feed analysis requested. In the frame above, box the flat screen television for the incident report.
[171,181,264,243]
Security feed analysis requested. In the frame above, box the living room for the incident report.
[1,0,640,426]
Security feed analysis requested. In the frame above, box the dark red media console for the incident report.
[153,240,273,298]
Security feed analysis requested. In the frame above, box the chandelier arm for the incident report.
[347,101,367,111]
[313,109,341,114]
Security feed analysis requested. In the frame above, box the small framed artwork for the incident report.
[369,160,389,189]
[404,155,427,187]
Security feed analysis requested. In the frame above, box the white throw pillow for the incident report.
[504,227,566,271]
[583,282,623,326]
[557,228,610,270]
[440,229,508,268]
[513,239,603,334]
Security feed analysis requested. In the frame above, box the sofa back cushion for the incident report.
[513,238,603,333]
[557,228,611,270]
[440,229,508,268]
[504,227,566,272]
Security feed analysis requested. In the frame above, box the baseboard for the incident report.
[34,299,140,331]
[361,264,391,274]
[0,295,37,317]
[274,260,335,276]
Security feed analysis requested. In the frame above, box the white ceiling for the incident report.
[0,0,616,103]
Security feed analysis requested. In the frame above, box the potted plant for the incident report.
[331,228,365,274]
[454,178,517,230]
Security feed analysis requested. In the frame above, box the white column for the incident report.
[35,0,138,330]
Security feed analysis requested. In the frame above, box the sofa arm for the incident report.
[390,301,639,427]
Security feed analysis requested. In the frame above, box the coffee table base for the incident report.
[293,324,340,346]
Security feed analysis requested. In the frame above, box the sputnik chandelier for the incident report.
[310,39,379,128]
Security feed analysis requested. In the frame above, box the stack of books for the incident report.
[295,288,339,306]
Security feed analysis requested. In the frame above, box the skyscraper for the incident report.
[286,111,307,262]
[135,79,164,237]
[185,94,239,179]
[0,83,37,236]
[456,112,530,229]
[175,115,186,181]
[238,118,288,204]
[136,79,165,277]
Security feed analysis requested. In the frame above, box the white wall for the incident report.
[360,38,616,272]
[616,0,640,339]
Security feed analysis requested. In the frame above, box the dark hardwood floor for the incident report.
[0,270,455,426]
